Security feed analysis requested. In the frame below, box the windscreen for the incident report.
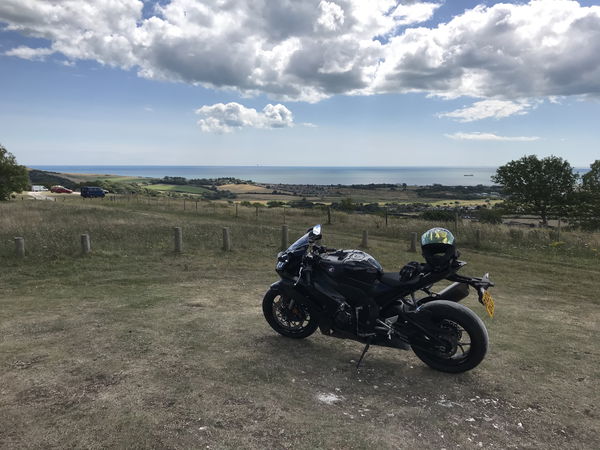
[287,233,309,252]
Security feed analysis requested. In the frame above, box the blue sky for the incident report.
[1,0,599,167]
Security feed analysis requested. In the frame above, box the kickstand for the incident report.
[356,338,372,371]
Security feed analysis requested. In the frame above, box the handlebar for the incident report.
[294,244,332,287]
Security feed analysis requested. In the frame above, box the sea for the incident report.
[29,165,590,186]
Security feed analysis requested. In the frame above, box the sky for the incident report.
[0,0,599,167]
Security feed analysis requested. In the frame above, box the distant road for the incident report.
[27,191,79,201]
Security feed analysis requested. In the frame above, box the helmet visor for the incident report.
[421,228,455,246]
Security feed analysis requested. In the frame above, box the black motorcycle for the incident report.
[262,225,495,373]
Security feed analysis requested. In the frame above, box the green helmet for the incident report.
[421,227,455,246]
[421,228,457,271]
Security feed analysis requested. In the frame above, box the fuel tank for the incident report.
[318,250,383,287]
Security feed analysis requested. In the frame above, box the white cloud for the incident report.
[195,102,294,133]
[391,2,441,26]
[0,0,439,102]
[316,1,345,32]
[438,100,533,122]
[372,0,600,100]
[445,132,541,142]
[1,0,599,105]
[4,46,54,60]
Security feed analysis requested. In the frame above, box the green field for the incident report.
[1,198,598,448]
[96,176,152,183]
[145,184,211,194]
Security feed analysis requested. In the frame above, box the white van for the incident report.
[32,185,48,192]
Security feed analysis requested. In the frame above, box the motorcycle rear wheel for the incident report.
[262,288,319,339]
[411,300,488,373]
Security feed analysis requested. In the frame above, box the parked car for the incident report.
[81,186,106,198]
[50,185,73,194]
[31,185,48,192]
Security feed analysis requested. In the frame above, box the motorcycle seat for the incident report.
[379,271,421,288]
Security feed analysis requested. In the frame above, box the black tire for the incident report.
[262,288,319,339]
[411,300,488,373]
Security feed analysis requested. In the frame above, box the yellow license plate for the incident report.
[482,291,495,318]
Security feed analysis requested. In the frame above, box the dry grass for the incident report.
[0,199,599,449]
[3,196,599,263]
[217,183,273,194]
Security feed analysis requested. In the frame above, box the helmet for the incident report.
[421,227,457,271]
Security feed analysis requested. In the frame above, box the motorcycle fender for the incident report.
[269,280,324,316]
[417,295,462,306]
[403,307,447,344]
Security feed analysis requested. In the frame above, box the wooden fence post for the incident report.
[14,237,25,258]
[255,205,259,218]
[475,229,481,248]
[81,234,91,255]
[222,227,231,251]
[183,199,186,211]
[409,232,417,253]
[361,230,369,248]
[195,200,198,212]
[174,227,182,253]
[283,207,286,224]
[385,207,388,227]
[327,206,331,225]
[454,211,459,230]
[235,203,239,218]
[281,224,289,251]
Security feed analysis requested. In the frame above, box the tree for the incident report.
[0,144,29,200]
[492,155,577,226]
[575,160,600,230]
[477,208,503,225]
[582,160,600,191]
[339,197,355,212]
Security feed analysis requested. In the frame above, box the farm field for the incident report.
[145,184,211,195]
[1,199,598,449]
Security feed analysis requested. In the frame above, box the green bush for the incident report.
[421,210,455,221]
[478,208,503,224]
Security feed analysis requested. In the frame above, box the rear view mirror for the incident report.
[309,224,322,242]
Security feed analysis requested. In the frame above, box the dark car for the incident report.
[81,186,106,198]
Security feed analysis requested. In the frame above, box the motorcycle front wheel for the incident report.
[262,288,319,339]
[410,300,488,373]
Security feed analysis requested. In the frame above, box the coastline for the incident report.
[29,165,502,186]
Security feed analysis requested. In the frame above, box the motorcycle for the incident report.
[262,225,496,373]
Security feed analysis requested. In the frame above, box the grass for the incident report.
[1,199,599,448]
[428,199,503,207]
[217,183,273,194]
[57,173,151,184]
[145,184,211,194]
[96,176,152,183]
